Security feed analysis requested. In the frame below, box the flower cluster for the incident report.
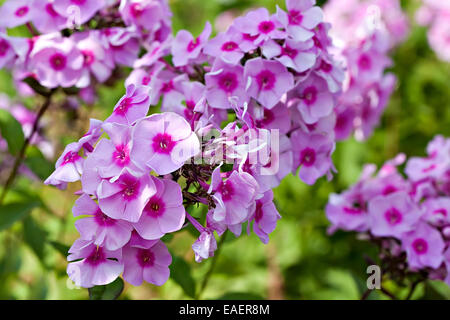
[0,0,171,99]
[324,0,408,140]
[45,0,346,288]
[416,0,450,62]
[326,135,450,286]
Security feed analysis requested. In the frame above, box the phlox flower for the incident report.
[192,229,217,262]
[203,28,245,65]
[53,0,105,25]
[44,142,83,188]
[30,1,67,33]
[248,190,281,244]
[0,0,34,29]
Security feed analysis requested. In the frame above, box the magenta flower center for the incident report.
[256,70,276,91]
[433,208,447,216]
[49,53,67,71]
[221,41,238,52]
[320,60,332,73]
[384,207,402,225]
[358,54,372,70]
[218,181,234,201]
[113,144,130,166]
[302,86,318,106]
[412,238,428,255]
[382,185,398,195]
[82,50,95,66]
[145,197,165,218]
[120,177,140,200]
[243,33,259,41]
[86,247,105,266]
[218,72,238,93]
[258,21,275,34]
[0,39,9,56]
[282,45,298,59]
[152,133,176,154]
[254,202,263,222]
[15,6,29,17]
[422,164,436,173]
[300,147,316,167]
[115,97,132,115]
[256,108,274,127]
[161,80,174,93]
[187,38,200,52]
[288,10,303,25]
[71,0,87,4]
[343,207,364,215]
[137,249,155,267]
[142,76,151,85]
[62,151,80,165]
[130,3,144,17]
[94,209,116,226]
[184,100,195,119]
[45,3,58,17]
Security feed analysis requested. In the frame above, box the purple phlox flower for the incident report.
[134,40,171,68]
[28,34,84,88]
[427,11,450,62]
[67,239,123,288]
[44,142,83,188]
[203,28,245,65]
[0,33,18,69]
[119,0,164,33]
[192,228,217,262]
[0,0,35,28]
[334,105,356,141]
[122,240,172,286]
[105,84,151,125]
[78,118,103,153]
[131,112,200,175]
[171,21,211,67]
[368,191,422,239]
[262,38,316,73]
[244,57,294,110]
[73,30,115,85]
[102,27,140,67]
[30,1,67,33]
[326,188,370,232]
[249,100,291,134]
[150,70,188,110]
[315,56,345,93]
[233,8,285,45]
[53,0,106,25]
[73,193,133,250]
[422,197,450,227]
[205,59,248,110]
[97,169,156,222]
[248,190,281,244]
[290,128,335,185]
[133,176,185,240]
[125,61,165,88]
[289,73,335,124]
[276,0,323,42]
[401,221,445,270]
[209,167,259,226]
[165,80,205,123]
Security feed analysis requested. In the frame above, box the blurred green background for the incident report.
[0,0,450,300]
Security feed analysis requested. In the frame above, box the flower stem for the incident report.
[0,95,53,205]
[196,230,228,299]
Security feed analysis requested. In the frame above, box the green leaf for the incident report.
[24,146,54,180]
[0,201,39,231]
[23,215,48,260]
[0,109,25,155]
[422,281,450,300]
[217,292,265,300]
[170,255,196,298]
[49,241,70,258]
[88,277,124,300]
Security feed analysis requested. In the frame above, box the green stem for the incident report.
[196,230,228,299]
[0,95,53,205]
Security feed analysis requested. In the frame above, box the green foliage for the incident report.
[88,277,125,300]
[170,255,197,298]
[0,109,25,155]
[0,201,39,231]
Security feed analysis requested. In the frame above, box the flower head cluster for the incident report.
[324,0,408,140]
[45,0,346,288]
[0,0,171,98]
[326,135,450,286]
[416,0,450,62]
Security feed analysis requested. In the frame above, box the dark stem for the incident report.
[0,95,53,205]
[380,285,398,300]
[360,288,373,300]
[405,279,422,300]
[196,230,228,299]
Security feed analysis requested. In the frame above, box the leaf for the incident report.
[422,281,450,300]
[49,241,70,258]
[0,109,25,155]
[88,277,124,300]
[170,255,196,298]
[217,292,265,300]
[23,215,48,260]
[24,146,54,180]
[0,201,39,231]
